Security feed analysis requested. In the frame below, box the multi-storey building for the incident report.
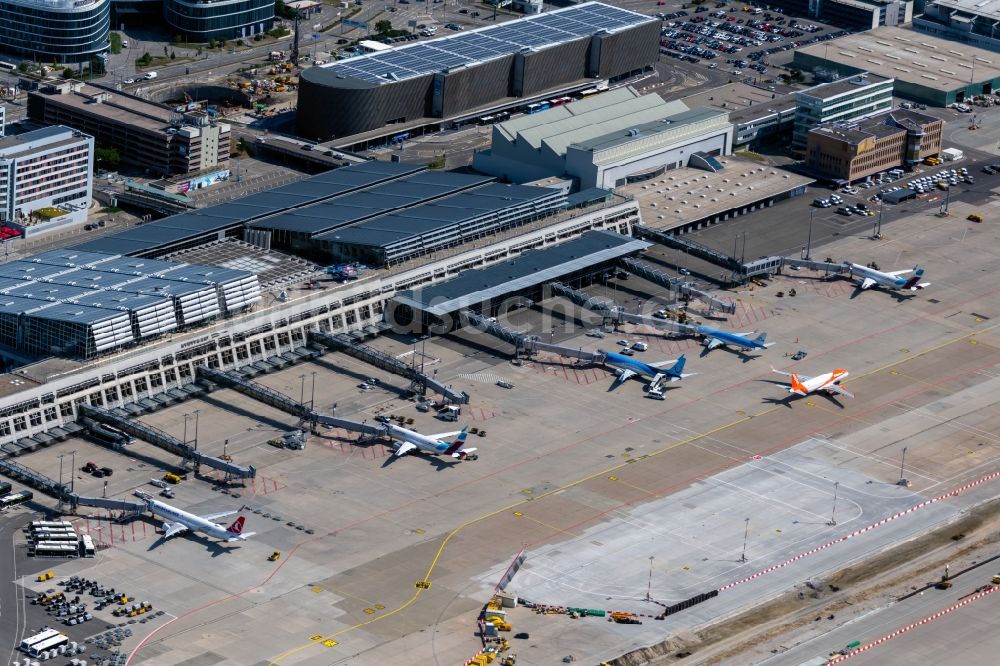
[792,73,894,153]
[0,125,93,235]
[27,81,230,177]
[163,0,275,42]
[806,109,943,183]
[915,0,1000,53]
[0,0,110,64]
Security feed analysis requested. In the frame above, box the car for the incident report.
[123,78,135,84]
[616,339,631,347]
[837,207,853,216]
[620,348,635,356]
[791,350,807,360]
[679,267,692,275]
[101,466,113,476]
[632,342,648,351]
[586,329,605,338]
[121,40,129,47]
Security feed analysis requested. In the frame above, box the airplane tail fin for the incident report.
[790,373,808,395]
[752,332,767,345]
[668,354,687,377]
[226,516,246,536]
[901,267,925,289]
[443,427,469,456]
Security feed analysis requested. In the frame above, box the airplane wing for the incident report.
[394,441,418,457]
[886,269,913,276]
[771,365,813,381]
[705,337,722,350]
[649,359,679,368]
[825,383,854,399]
[860,277,877,290]
[201,509,239,522]
[610,369,636,389]
[909,282,931,291]
[228,532,256,542]
[163,522,188,539]
[427,431,463,441]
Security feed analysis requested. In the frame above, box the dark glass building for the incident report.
[163,0,274,42]
[0,0,110,64]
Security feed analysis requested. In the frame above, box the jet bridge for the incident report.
[309,330,469,405]
[78,404,256,481]
[197,365,312,421]
[618,257,736,314]
[783,257,852,275]
[459,309,605,363]
[633,225,741,271]
[547,281,698,336]
[0,456,72,502]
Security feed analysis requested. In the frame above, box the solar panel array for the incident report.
[323,2,653,85]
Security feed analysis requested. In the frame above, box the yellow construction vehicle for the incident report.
[163,473,182,484]
[967,213,983,223]
[501,655,517,666]
[36,571,54,582]
[268,550,281,561]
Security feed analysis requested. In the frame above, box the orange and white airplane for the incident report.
[770,366,854,399]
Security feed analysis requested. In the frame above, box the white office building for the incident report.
[0,125,94,235]
[792,73,895,152]
[474,87,733,190]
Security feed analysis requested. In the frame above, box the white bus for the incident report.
[28,632,68,656]
[81,534,96,558]
[19,628,60,653]
[30,541,79,558]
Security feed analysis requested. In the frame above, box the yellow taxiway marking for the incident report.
[266,323,999,665]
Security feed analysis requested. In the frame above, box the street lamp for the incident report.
[299,373,307,405]
[740,517,750,563]
[828,481,839,526]
[898,446,908,486]
[804,208,815,260]
[193,409,200,450]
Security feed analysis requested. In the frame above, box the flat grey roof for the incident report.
[798,73,893,100]
[796,27,1000,92]
[926,0,1000,19]
[252,171,494,236]
[316,183,559,249]
[313,2,653,86]
[69,161,424,256]
[393,230,651,315]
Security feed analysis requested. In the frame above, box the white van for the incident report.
[632,342,648,352]
[144,71,157,80]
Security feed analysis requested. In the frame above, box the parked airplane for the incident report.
[770,366,854,399]
[696,326,773,353]
[849,264,929,292]
[136,492,254,542]
[386,424,478,460]
[602,352,693,392]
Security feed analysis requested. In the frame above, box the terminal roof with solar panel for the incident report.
[296,1,661,137]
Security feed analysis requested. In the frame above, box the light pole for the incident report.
[183,412,190,445]
[828,481,839,526]
[873,195,884,239]
[645,555,655,602]
[310,371,316,409]
[805,208,815,260]
[299,373,307,405]
[740,517,750,563]
[898,446,908,486]
[193,409,200,450]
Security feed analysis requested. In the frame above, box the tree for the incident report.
[94,145,121,172]
[375,19,393,35]
[276,0,299,19]
[170,51,176,60]
[62,67,74,79]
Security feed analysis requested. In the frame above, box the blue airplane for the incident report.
[601,352,694,393]
[696,326,774,354]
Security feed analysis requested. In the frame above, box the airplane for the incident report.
[848,264,930,292]
[770,366,854,399]
[135,491,255,542]
[602,352,693,393]
[696,326,774,354]
[385,424,478,460]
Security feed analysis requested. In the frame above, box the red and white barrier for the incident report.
[718,469,1000,593]
[826,585,998,663]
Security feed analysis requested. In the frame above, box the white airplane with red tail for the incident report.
[770,366,854,399]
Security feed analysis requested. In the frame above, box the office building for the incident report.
[163,0,275,43]
[0,126,93,236]
[0,0,110,64]
[792,73,895,152]
[297,2,660,139]
[27,81,230,177]
[681,83,797,151]
[915,0,1000,53]
[794,27,1000,107]
[474,87,732,190]
[805,109,943,183]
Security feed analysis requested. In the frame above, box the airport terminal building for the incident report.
[473,88,733,190]
[296,2,660,139]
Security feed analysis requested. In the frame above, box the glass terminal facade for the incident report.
[163,0,274,42]
[0,0,110,64]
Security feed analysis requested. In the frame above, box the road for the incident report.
[763,565,1000,665]
[0,509,40,662]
